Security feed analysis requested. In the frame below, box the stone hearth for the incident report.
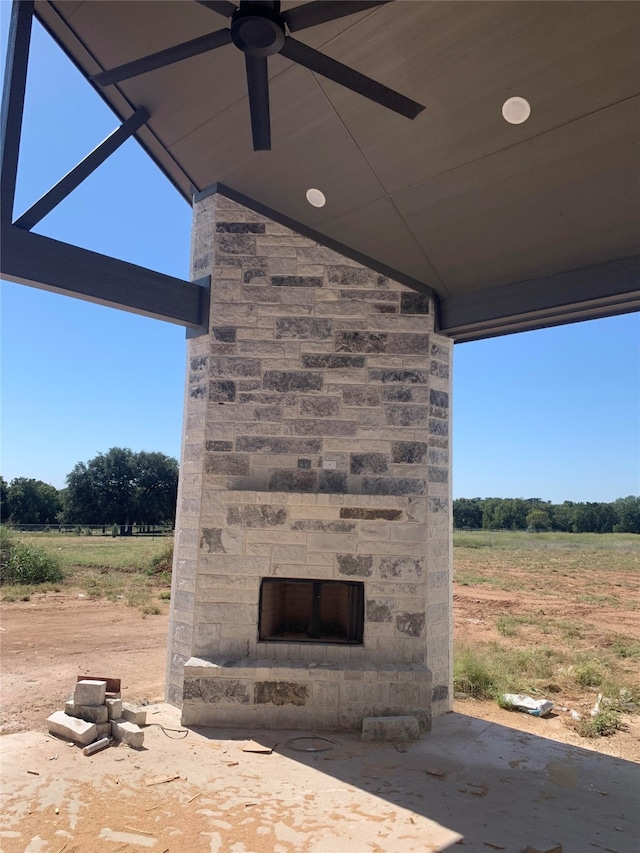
[166,189,452,731]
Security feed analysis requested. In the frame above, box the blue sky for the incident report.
[1,14,638,503]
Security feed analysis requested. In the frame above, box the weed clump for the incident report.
[571,709,623,738]
[147,539,173,575]
[454,645,502,699]
[574,661,603,687]
[0,527,63,586]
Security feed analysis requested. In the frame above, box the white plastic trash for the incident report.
[82,737,111,756]
[502,693,554,717]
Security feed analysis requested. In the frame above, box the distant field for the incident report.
[453,530,638,601]
[14,531,172,572]
[1,532,173,612]
[454,529,639,551]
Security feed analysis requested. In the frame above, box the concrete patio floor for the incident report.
[0,704,637,853]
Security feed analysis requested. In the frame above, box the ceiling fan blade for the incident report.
[93,28,232,86]
[195,0,237,16]
[283,1,390,33]
[280,37,424,119]
[245,54,271,151]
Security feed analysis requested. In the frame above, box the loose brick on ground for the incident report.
[47,711,97,745]
[111,720,144,749]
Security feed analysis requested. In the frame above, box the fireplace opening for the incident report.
[259,578,364,644]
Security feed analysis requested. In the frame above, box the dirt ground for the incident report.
[1,585,638,760]
[0,593,170,736]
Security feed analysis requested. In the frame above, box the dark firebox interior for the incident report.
[259,579,364,644]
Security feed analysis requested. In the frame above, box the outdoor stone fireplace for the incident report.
[166,189,453,731]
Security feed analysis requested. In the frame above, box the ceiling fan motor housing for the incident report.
[231,3,286,57]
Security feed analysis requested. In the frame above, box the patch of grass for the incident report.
[556,620,583,640]
[455,570,525,592]
[1,533,174,614]
[454,643,561,697]
[16,532,172,572]
[147,540,173,574]
[571,709,623,739]
[454,530,640,553]
[501,646,561,689]
[1,528,64,586]
[609,685,640,711]
[1,584,36,602]
[573,661,603,687]
[454,642,640,711]
[607,637,640,660]
[72,562,170,613]
[495,616,520,637]
[576,593,620,606]
[142,604,161,616]
[495,614,555,637]
[454,645,501,698]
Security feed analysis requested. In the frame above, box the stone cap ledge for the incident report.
[184,657,432,683]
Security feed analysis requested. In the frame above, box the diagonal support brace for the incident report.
[13,107,150,230]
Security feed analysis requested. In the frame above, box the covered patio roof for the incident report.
[2,1,639,340]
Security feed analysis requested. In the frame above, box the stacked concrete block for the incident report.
[65,700,108,724]
[167,189,453,730]
[74,679,107,706]
[47,680,146,748]
[106,697,122,719]
[121,702,147,726]
[96,722,111,738]
[47,710,98,745]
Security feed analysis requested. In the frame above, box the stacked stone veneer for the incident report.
[166,190,453,730]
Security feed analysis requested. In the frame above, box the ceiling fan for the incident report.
[92,0,424,151]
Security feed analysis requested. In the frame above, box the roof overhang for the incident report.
[2,0,639,340]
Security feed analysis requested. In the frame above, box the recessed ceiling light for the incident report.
[502,96,531,125]
[306,188,326,208]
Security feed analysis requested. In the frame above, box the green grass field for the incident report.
[1,531,173,613]
[13,531,172,571]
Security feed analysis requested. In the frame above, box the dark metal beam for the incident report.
[440,255,640,342]
[0,222,209,332]
[0,0,33,227]
[14,107,150,230]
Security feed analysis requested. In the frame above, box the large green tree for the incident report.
[526,507,552,531]
[63,448,178,534]
[5,478,62,524]
[482,497,531,530]
[613,496,640,534]
[453,498,483,529]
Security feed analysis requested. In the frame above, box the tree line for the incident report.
[453,496,640,534]
[1,447,178,535]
